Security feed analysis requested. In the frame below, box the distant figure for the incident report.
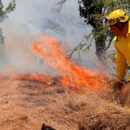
[105,9,130,91]
[41,123,56,130]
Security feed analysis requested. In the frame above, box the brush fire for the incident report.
[1,35,130,130]
[30,35,109,92]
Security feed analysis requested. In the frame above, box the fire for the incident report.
[28,73,52,82]
[15,73,52,83]
[32,36,108,91]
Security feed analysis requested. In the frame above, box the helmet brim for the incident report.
[120,15,129,22]
[106,15,129,26]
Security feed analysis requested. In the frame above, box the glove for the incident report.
[112,80,125,91]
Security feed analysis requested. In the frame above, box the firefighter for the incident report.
[105,9,130,91]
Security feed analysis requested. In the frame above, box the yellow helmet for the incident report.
[105,9,129,26]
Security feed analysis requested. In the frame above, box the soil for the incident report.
[0,75,130,130]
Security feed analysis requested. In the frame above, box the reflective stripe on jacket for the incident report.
[114,21,130,81]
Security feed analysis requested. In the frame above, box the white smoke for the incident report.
[0,0,96,75]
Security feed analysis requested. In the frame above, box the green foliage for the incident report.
[0,0,16,45]
[70,0,130,58]
[0,0,16,22]
[5,0,16,14]
[68,32,93,58]
[79,0,130,30]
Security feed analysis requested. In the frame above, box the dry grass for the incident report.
[0,76,129,130]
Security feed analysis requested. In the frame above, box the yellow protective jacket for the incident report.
[114,21,130,81]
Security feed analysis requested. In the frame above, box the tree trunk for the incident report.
[78,0,106,61]
[94,27,106,60]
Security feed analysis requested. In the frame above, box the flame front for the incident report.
[32,36,107,91]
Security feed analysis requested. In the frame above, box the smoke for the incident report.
[0,0,96,75]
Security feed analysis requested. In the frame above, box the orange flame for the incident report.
[28,73,52,82]
[32,36,107,91]
[15,73,52,83]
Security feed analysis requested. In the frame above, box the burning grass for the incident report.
[0,73,130,130]
[31,36,110,92]
[1,35,130,130]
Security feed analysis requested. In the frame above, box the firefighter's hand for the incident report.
[112,80,125,91]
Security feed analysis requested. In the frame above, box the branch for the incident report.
[4,0,16,14]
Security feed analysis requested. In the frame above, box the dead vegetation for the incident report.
[0,75,130,130]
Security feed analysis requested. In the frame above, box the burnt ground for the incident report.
[0,76,130,130]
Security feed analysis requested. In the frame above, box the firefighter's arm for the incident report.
[115,48,127,81]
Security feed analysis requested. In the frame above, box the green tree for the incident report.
[0,0,16,45]
[0,0,16,62]
[77,0,130,61]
